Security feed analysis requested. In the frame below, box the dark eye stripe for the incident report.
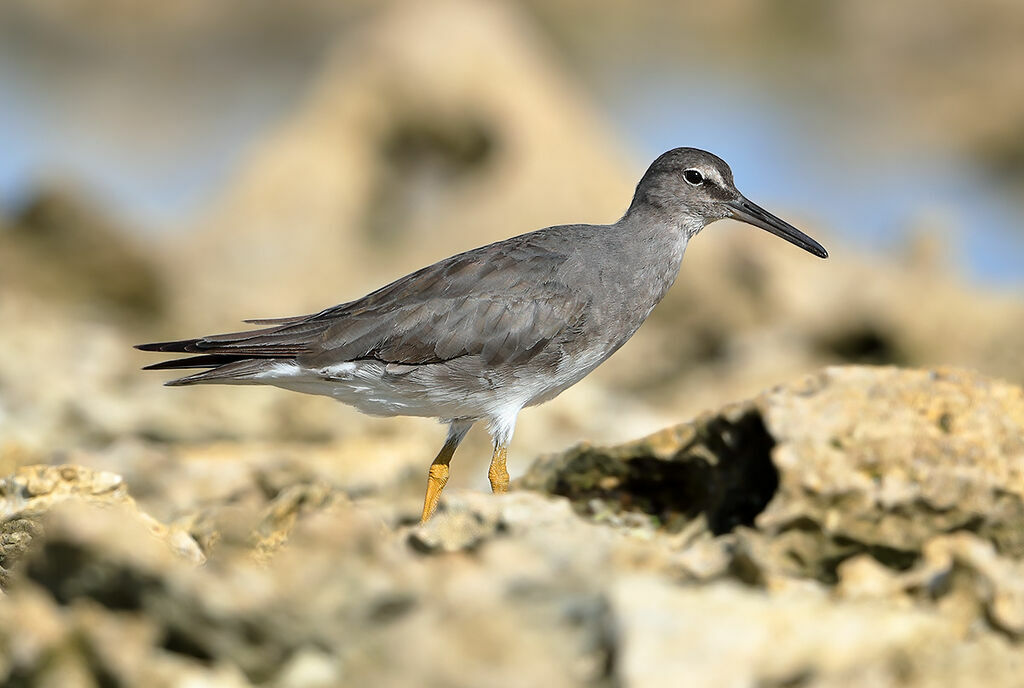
[683,169,704,185]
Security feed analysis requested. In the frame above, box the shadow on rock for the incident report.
[518,404,779,535]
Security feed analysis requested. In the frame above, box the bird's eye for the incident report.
[683,169,704,185]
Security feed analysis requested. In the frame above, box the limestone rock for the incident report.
[610,575,1023,688]
[0,186,165,319]
[0,464,204,584]
[168,0,632,328]
[3,360,1024,687]
[837,532,1024,640]
[520,365,1024,646]
[523,365,1024,549]
[760,366,1024,562]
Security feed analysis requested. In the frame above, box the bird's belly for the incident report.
[519,345,614,408]
[259,341,621,420]
[260,360,506,420]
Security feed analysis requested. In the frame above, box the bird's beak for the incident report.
[726,196,828,259]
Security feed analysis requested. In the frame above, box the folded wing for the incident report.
[137,234,587,383]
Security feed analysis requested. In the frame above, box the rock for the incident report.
[610,574,1024,688]
[917,534,1024,639]
[521,365,1024,644]
[759,366,1024,562]
[406,497,501,554]
[249,478,336,562]
[524,365,1024,550]
[167,0,632,328]
[0,464,204,584]
[0,583,253,688]
[837,532,1024,640]
[3,363,1024,686]
[518,401,779,534]
[0,185,165,319]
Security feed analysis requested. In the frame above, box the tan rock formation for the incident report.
[1,366,1022,686]
[167,0,632,329]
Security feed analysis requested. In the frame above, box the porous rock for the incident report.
[2,366,1023,687]
[0,464,204,585]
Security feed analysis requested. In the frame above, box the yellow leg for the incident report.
[420,422,472,523]
[488,445,509,494]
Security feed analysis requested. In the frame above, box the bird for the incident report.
[138,147,827,523]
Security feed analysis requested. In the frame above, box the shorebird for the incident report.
[138,148,827,522]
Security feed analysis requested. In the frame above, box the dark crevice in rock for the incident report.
[759,669,815,688]
[864,544,920,571]
[772,525,922,584]
[813,324,906,365]
[689,326,729,365]
[828,536,921,572]
[156,608,297,683]
[77,635,123,688]
[24,541,160,610]
[520,406,779,535]
[567,594,619,688]
[366,113,498,244]
[727,539,768,587]
[161,626,216,663]
[381,116,495,178]
[366,593,418,624]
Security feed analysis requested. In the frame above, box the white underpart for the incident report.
[486,403,519,449]
[257,361,305,379]
[248,340,619,452]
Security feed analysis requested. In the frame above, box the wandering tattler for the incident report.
[138,147,828,522]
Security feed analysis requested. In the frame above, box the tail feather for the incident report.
[138,314,329,386]
[136,317,330,358]
[243,315,310,326]
[142,354,246,371]
[163,359,282,386]
[135,338,202,353]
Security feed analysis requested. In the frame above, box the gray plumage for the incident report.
[139,147,826,459]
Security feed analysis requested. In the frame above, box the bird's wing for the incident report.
[304,237,587,367]
[140,233,588,369]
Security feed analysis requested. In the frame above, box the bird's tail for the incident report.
[139,354,283,386]
[136,315,326,386]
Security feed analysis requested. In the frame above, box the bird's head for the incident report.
[630,147,828,259]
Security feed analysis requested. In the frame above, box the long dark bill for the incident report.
[727,197,828,259]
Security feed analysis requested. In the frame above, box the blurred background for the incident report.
[3,2,1024,686]
[1,0,1022,491]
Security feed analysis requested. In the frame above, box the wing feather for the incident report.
[303,235,587,367]
[140,230,590,372]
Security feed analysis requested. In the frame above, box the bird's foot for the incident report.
[488,445,509,494]
[421,463,450,524]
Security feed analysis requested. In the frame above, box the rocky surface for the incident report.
[2,3,1023,685]
[522,366,1024,563]
[1,366,1022,687]
[0,464,204,587]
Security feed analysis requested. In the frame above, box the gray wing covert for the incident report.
[305,240,587,367]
